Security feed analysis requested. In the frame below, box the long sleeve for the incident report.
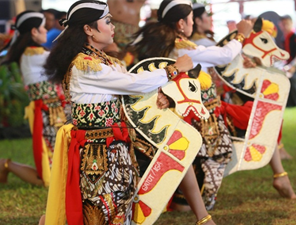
[70,62,168,104]
[173,39,242,69]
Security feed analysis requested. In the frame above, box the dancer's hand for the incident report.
[242,54,262,68]
[156,88,170,109]
[237,19,253,37]
[242,54,256,68]
[174,54,193,73]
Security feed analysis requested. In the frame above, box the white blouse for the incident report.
[169,39,242,71]
[20,49,49,86]
[191,38,216,48]
[69,61,168,104]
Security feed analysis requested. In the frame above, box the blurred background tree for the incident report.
[0,61,30,138]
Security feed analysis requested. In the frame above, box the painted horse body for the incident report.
[211,18,290,175]
[122,58,209,224]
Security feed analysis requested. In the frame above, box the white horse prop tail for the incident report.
[122,58,209,225]
[210,17,290,176]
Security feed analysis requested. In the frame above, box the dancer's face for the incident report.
[183,11,194,37]
[31,24,47,44]
[86,13,115,50]
[279,18,293,35]
[197,11,212,33]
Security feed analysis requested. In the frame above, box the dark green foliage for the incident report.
[0,62,29,127]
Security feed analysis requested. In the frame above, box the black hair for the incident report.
[1,33,41,65]
[41,8,60,19]
[280,15,292,21]
[44,0,107,83]
[44,21,98,83]
[128,0,192,60]
[56,11,67,20]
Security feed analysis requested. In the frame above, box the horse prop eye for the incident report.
[260,38,268,44]
[188,81,197,92]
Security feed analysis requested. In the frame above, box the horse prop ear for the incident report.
[253,17,263,33]
[188,64,201,78]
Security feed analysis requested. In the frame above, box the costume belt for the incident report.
[43,97,67,127]
[203,97,220,112]
[85,127,113,139]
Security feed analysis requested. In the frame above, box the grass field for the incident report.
[1,108,296,225]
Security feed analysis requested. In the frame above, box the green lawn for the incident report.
[1,108,296,225]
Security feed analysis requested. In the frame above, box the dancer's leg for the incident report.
[0,159,43,186]
[0,159,10,183]
[179,165,216,225]
[269,148,296,199]
[38,215,45,225]
[278,142,293,160]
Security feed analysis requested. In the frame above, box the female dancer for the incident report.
[190,3,216,47]
[42,1,213,225]
[0,10,67,187]
[129,0,252,211]
[130,0,295,212]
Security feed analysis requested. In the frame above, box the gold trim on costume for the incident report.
[191,32,207,41]
[175,37,197,50]
[73,53,103,72]
[203,96,220,111]
[84,44,124,67]
[44,97,67,127]
[24,47,45,56]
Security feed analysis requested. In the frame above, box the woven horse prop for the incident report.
[210,17,290,176]
[122,58,210,225]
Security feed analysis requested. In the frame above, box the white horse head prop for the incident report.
[162,65,210,120]
[211,18,290,176]
[243,17,289,67]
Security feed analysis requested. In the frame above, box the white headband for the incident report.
[16,12,44,28]
[53,2,109,43]
[68,2,109,20]
[10,12,45,47]
[192,3,205,10]
[162,0,192,19]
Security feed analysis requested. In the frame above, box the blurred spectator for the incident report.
[41,9,66,49]
[108,0,145,50]
[279,15,296,64]
[41,8,57,31]
[227,20,237,33]
[190,3,216,47]
[279,15,296,107]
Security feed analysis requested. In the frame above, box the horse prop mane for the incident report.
[210,17,290,176]
[122,58,209,225]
